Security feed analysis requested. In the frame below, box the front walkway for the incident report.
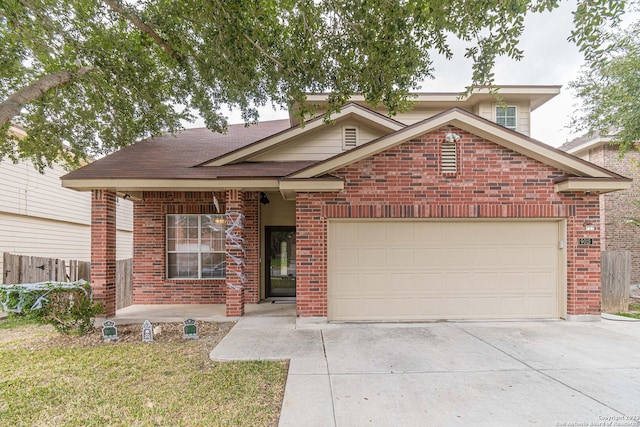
[211,317,640,427]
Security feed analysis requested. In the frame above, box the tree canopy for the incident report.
[569,0,640,154]
[0,0,621,170]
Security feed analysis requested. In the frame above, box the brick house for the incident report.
[62,86,631,321]
[560,135,640,283]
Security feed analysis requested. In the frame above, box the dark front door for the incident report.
[265,226,296,297]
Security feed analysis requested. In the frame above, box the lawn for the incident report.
[615,301,640,319]
[0,320,288,426]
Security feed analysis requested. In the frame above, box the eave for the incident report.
[554,177,632,194]
[278,177,344,200]
[61,176,345,200]
[61,178,282,192]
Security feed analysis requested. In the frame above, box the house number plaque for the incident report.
[578,238,593,245]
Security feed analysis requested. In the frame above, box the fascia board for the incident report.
[61,178,280,192]
[554,178,631,194]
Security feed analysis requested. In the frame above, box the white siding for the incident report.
[249,120,385,161]
[384,109,440,125]
[0,159,133,281]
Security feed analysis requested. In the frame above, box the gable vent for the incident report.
[343,127,358,150]
[441,142,457,173]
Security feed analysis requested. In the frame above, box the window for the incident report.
[342,126,358,150]
[441,142,457,173]
[496,106,517,130]
[167,214,226,279]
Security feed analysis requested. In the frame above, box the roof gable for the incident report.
[287,108,624,181]
[202,103,405,166]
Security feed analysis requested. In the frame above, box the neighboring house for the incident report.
[560,135,640,283]
[61,86,631,321]
[1,125,134,283]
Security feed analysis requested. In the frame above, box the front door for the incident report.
[265,226,296,297]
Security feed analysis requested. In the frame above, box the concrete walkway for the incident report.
[210,317,640,427]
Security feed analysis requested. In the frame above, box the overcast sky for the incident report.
[205,1,585,148]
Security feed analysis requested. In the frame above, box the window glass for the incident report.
[167,214,226,279]
[496,106,517,130]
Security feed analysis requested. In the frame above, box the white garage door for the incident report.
[328,220,561,321]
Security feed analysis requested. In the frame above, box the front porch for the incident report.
[103,301,296,324]
[91,188,303,318]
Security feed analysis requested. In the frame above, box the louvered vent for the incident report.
[441,142,457,173]
[343,127,358,150]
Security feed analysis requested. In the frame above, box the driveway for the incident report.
[210,318,640,427]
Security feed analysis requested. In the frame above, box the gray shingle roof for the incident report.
[62,120,314,180]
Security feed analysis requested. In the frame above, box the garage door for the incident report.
[328,220,561,321]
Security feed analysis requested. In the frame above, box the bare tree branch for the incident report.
[102,0,182,61]
[0,67,95,127]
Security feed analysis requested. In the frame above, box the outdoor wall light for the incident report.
[583,222,596,231]
[444,132,461,143]
[260,192,270,205]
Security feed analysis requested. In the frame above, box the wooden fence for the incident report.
[116,258,133,309]
[601,250,631,312]
[2,253,133,309]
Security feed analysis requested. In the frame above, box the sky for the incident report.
[193,1,586,148]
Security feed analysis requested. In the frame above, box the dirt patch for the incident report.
[0,319,236,354]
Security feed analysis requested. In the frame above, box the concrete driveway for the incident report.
[210,318,640,427]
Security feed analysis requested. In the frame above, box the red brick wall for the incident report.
[91,189,117,316]
[296,126,602,317]
[591,145,640,283]
[243,192,260,303]
[132,191,259,304]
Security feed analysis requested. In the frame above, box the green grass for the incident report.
[0,325,288,426]
[614,311,640,319]
[0,315,38,330]
[614,302,640,319]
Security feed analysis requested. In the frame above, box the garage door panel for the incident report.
[388,248,416,268]
[359,248,387,267]
[387,222,416,244]
[328,220,561,321]
[334,248,359,268]
[415,248,443,265]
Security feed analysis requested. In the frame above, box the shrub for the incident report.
[0,281,103,335]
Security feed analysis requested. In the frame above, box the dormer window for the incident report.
[342,126,359,150]
[496,106,517,131]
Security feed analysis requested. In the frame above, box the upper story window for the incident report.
[342,126,359,150]
[496,106,517,130]
[166,214,226,279]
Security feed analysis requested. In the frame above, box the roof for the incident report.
[294,85,561,125]
[62,120,294,181]
[62,102,630,196]
[559,133,614,155]
[288,108,628,182]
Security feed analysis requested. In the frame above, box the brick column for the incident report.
[91,189,117,316]
[225,190,245,317]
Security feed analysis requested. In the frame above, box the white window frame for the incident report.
[166,214,226,279]
[496,106,517,131]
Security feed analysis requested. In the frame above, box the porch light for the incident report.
[583,222,596,231]
[260,192,270,205]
